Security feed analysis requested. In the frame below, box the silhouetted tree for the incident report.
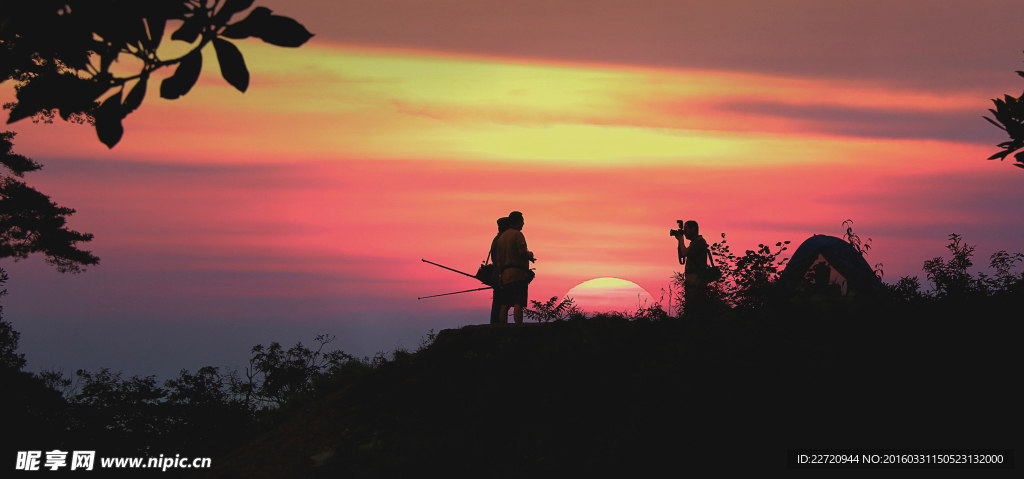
[985,249,1024,293]
[0,279,73,453]
[1,0,314,147]
[1,1,312,270]
[920,233,1024,300]
[0,269,27,371]
[72,368,169,433]
[164,366,254,456]
[0,317,24,370]
[242,334,354,408]
[1,132,97,272]
[922,233,978,298]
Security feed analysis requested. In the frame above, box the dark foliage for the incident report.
[239,334,355,411]
[0,315,356,465]
[987,249,1024,293]
[0,132,97,272]
[922,233,978,299]
[195,294,1019,477]
[0,0,313,148]
[0,1,312,272]
[524,295,584,322]
[527,294,670,323]
[2,232,1020,475]
[68,368,173,452]
[0,317,24,370]
[0,270,26,371]
[842,218,872,256]
[884,275,925,302]
[921,233,1024,301]
[984,60,1024,169]
[671,233,791,314]
[0,270,69,458]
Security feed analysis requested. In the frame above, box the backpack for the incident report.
[702,250,723,282]
[475,251,498,287]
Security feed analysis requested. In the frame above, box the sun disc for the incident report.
[564,277,655,314]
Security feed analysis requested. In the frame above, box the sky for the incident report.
[3,0,1023,381]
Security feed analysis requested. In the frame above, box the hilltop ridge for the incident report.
[194,297,1017,477]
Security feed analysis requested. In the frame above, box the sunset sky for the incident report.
[3,0,1023,380]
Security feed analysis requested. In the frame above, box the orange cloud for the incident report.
[3,41,1018,319]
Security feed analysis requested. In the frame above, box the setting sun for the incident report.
[564,277,656,314]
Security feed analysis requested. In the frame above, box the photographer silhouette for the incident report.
[673,220,710,317]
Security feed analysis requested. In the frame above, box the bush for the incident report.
[239,334,355,409]
[920,233,1023,299]
[884,276,925,302]
[672,233,791,314]
[526,296,585,322]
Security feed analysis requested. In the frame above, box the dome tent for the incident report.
[778,235,884,294]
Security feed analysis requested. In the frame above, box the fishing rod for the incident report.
[418,286,492,300]
[421,258,478,279]
[418,258,495,299]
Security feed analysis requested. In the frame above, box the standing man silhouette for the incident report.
[489,216,511,324]
[496,211,535,324]
[675,220,709,316]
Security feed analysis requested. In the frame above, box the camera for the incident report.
[669,220,685,237]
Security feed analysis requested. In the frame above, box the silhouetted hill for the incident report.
[194,296,1018,477]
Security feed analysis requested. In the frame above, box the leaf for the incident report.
[123,76,148,113]
[253,15,314,47]
[221,6,272,39]
[94,92,124,148]
[988,150,1011,160]
[983,116,1006,130]
[171,17,204,43]
[160,50,203,100]
[221,8,313,46]
[212,38,249,92]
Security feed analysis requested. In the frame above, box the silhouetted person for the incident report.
[496,211,536,324]
[810,260,834,294]
[674,220,709,316]
[489,217,511,324]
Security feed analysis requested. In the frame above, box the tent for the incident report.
[778,235,884,294]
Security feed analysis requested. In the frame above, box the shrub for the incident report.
[672,233,791,313]
[922,233,979,298]
[240,334,354,409]
[909,233,1022,300]
[525,296,584,322]
[884,276,925,302]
